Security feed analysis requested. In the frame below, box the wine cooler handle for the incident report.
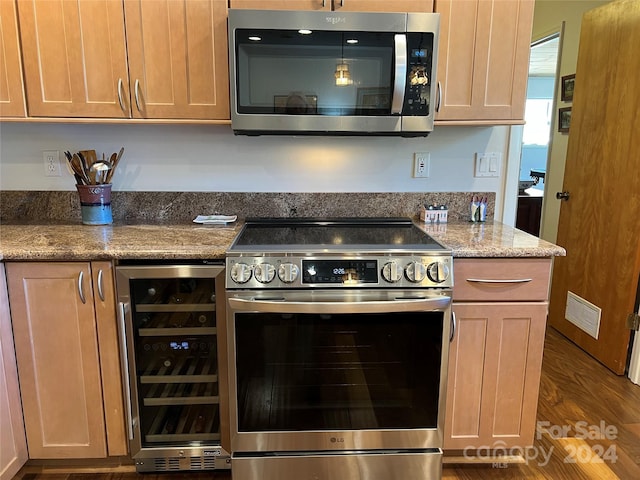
[118,302,135,441]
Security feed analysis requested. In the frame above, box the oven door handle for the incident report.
[228,296,450,314]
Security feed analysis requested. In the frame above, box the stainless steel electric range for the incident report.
[224,217,453,480]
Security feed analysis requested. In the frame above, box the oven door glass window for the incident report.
[235,30,395,116]
[234,311,443,432]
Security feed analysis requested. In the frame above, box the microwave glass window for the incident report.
[235,30,395,116]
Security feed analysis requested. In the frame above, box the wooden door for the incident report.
[435,0,533,122]
[333,0,433,12]
[229,0,331,9]
[445,302,547,450]
[124,0,230,119]
[0,0,26,117]
[0,264,28,480]
[17,0,130,118]
[548,0,640,374]
[6,262,107,459]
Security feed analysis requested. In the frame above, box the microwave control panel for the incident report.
[403,33,435,116]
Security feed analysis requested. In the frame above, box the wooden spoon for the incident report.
[105,147,124,184]
[71,154,91,185]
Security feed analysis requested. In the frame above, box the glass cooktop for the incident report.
[229,217,448,253]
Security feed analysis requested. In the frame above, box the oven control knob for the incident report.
[254,263,276,283]
[278,263,299,283]
[427,262,450,283]
[230,262,252,284]
[405,261,427,283]
[381,261,402,283]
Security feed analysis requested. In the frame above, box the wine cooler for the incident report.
[115,263,231,472]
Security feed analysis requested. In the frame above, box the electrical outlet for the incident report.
[413,152,430,178]
[43,150,61,177]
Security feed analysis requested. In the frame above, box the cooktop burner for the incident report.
[229,217,447,253]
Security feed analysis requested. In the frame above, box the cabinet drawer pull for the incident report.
[436,81,442,112]
[78,271,86,304]
[97,269,105,301]
[466,278,533,284]
[134,79,142,112]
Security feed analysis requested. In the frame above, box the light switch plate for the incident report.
[474,152,501,177]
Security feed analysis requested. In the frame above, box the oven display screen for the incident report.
[302,260,378,284]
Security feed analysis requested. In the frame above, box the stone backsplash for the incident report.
[0,191,495,223]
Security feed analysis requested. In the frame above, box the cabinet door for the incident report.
[230,0,331,9]
[92,261,128,456]
[124,0,230,120]
[333,0,433,12]
[0,264,28,480]
[445,302,547,450]
[0,0,26,117]
[6,262,107,459]
[435,0,533,122]
[17,0,130,118]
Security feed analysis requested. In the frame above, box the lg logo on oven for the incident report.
[330,437,345,443]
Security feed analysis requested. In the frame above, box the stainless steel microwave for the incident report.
[228,9,440,137]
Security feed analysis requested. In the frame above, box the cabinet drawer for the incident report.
[453,258,551,302]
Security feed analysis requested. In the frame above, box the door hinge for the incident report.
[627,313,640,331]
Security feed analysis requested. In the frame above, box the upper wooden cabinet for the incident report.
[124,0,229,119]
[434,0,534,123]
[17,0,130,118]
[0,0,26,117]
[6,261,126,459]
[229,0,434,12]
[16,0,229,120]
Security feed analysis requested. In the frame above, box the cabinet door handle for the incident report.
[436,81,442,112]
[118,302,135,441]
[117,78,125,112]
[78,271,86,304]
[97,269,105,302]
[466,278,533,284]
[450,311,456,342]
[134,79,142,112]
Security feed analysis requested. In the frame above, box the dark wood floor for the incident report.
[14,328,640,480]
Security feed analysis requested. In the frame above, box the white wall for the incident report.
[0,122,513,220]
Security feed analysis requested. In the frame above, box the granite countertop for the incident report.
[0,220,565,261]
[416,221,565,258]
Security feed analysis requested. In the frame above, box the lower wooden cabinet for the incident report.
[6,262,127,459]
[0,264,28,479]
[445,257,552,451]
[445,302,547,450]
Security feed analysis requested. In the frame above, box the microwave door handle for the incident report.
[391,34,407,115]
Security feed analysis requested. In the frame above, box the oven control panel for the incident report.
[226,255,453,289]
